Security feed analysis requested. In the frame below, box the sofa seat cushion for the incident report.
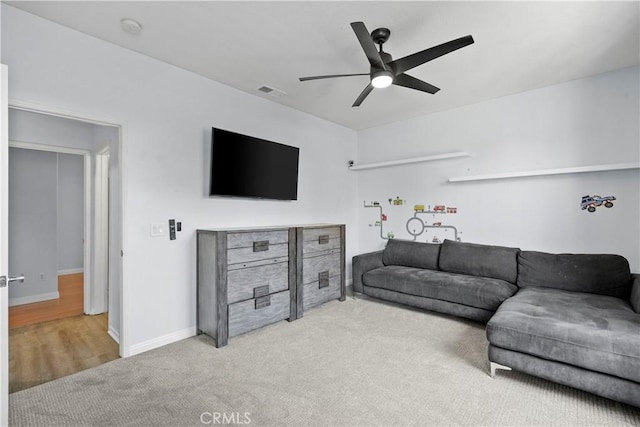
[363,265,517,311]
[487,287,640,383]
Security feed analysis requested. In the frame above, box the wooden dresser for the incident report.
[197,224,345,347]
[296,224,346,318]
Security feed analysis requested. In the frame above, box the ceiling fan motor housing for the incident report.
[374,51,394,71]
[371,27,391,45]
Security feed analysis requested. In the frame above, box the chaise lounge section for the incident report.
[352,239,640,407]
[487,251,640,407]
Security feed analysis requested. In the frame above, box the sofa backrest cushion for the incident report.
[631,275,640,313]
[438,240,520,284]
[517,251,631,298]
[382,239,440,270]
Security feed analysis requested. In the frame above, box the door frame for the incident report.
[8,141,93,313]
[94,147,110,315]
[8,100,128,357]
[1,63,9,427]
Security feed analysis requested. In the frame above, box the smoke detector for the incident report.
[121,18,142,35]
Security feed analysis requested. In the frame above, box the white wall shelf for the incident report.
[448,162,640,183]
[349,152,470,171]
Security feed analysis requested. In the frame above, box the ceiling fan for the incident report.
[299,22,474,107]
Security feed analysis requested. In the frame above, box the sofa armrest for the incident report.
[631,274,640,314]
[352,250,384,293]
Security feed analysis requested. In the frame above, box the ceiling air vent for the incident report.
[255,85,286,98]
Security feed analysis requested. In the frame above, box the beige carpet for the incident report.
[9,296,640,426]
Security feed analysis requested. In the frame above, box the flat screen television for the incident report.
[209,127,299,200]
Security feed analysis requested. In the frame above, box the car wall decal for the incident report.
[581,195,616,213]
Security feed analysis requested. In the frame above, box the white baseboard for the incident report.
[9,291,59,307]
[128,326,197,357]
[58,268,84,275]
[108,325,120,344]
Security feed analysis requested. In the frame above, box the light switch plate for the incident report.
[151,222,165,237]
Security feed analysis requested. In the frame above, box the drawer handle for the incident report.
[318,235,330,244]
[318,271,330,289]
[253,285,270,298]
[253,240,270,252]
[255,295,271,309]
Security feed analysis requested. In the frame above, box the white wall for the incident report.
[356,66,640,273]
[1,5,358,354]
[8,147,58,303]
[9,108,97,151]
[57,152,84,273]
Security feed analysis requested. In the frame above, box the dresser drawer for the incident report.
[303,276,341,310]
[302,251,341,285]
[227,230,289,249]
[302,227,341,255]
[227,229,289,265]
[227,262,288,304]
[227,243,288,265]
[228,290,290,337]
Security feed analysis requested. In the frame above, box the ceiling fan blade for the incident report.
[393,73,440,94]
[352,83,374,107]
[350,22,386,70]
[299,73,369,82]
[389,35,474,75]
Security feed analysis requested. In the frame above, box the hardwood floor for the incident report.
[9,273,84,329]
[9,313,120,393]
[8,273,119,393]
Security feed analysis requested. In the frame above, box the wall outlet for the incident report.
[40,273,45,281]
[151,222,166,237]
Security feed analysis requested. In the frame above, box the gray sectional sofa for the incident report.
[352,239,640,407]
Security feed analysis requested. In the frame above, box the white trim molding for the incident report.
[127,327,197,357]
[58,268,84,276]
[108,326,120,344]
[92,150,110,315]
[9,100,123,128]
[9,140,89,156]
[9,291,59,307]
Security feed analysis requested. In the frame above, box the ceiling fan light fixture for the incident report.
[371,70,393,88]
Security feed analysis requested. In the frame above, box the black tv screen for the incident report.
[210,128,299,200]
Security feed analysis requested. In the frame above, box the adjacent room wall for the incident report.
[9,108,98,151]
[356,66,640,272]
[8,147,58,305]
[57,152,84,274]
[1,5,358,354]
[7,147,84,305]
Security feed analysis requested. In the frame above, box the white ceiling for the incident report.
[5,1,639,130]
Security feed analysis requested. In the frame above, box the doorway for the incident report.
[6,108,122,391]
